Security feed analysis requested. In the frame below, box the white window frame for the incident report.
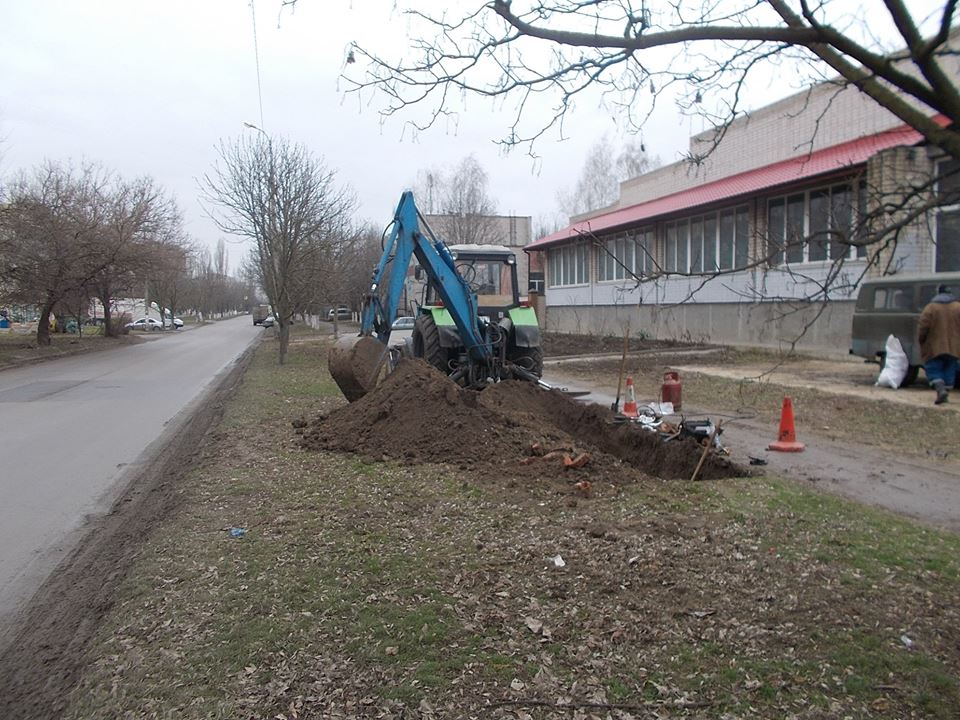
[634,227,655,276]
[596,232,635,282]
[767,182,864,266]
[666,206,749,275]
[594,227,656,282]
[547,242,590,288]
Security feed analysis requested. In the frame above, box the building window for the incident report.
[635,227,655,275]
[527,271,545,294]
[596,227,656,281]
[597,233,631,281]
[664,223,680,273]
[547,243,589,287]
[767,182,863,264]
[936,159,960,272]
[668,206,749,274]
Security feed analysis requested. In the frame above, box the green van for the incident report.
[850,272,960,386]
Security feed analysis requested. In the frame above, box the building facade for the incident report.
[526,78,958,354]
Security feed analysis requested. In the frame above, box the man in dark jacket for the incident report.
[917,284,960,404]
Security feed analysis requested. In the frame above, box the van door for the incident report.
[851,283,922,365]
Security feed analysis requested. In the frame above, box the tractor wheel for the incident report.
[412,314,446,373]
[510,346,544,378]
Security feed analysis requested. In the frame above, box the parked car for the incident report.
[125,317,164,332]
[163,317,184,329]
[262,315,275,328]
[850,271,960,387]
[252,304,271,325]
[388,315,415,348]
[327,306,353,320]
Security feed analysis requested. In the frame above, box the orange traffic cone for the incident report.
[622,376,638,417]
[768,397,805,452]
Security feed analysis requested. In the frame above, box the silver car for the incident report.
[389,315,415,348]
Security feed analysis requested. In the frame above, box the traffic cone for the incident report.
[768,396,805,452]
[622,376,638,417]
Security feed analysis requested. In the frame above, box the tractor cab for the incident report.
[425,244,520,316]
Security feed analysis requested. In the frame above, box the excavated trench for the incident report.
[300,359,745,487]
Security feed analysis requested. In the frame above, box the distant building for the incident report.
[90,298,167,322]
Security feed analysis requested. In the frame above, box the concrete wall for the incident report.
[543,300,856,356]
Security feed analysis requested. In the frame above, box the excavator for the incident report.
[328,191,543,401]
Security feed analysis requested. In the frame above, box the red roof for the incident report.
[527,124,925,250]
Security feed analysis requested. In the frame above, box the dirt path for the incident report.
[674,360,960,413]
[544,365,960,533]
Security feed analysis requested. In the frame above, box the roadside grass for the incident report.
[0,328,138,366]
[62,332,960,719]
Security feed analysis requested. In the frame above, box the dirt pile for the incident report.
[299,359,744,486]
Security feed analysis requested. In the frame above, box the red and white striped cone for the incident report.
[622,376,638,417]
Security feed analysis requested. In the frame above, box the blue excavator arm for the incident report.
[328,192,498,401]
[360,191,491,361]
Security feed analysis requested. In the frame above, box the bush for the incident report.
[115,313,132,336]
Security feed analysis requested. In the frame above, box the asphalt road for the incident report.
[0,316,259,630]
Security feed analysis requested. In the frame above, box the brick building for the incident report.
[525,75,959,353]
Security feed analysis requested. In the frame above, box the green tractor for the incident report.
[409,243,543,381]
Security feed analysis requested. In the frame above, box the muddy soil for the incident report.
[542,331,692,357]
[299,359,744,488]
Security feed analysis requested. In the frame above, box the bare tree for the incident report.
[180,242,249,322]
[557,134,659,216]
[412,167,444,214]
[414,154,500,245]
[147,231,193,331]
[201,132,355,363]
[343,2,960,163]
[0,161,111,345]
[616,139,659,181]
[92,177,178,337]
[566,135,619,214]
[316,223,384,333]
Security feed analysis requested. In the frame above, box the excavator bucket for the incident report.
[328,334,389,402]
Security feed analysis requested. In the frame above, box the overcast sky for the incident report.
[0,0,879,272]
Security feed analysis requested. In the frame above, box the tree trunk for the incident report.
[99,290,116,337]
[278,320,290,364]
[37,303,54,346]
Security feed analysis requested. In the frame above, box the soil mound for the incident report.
[300,359,743,486]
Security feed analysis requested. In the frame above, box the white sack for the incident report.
[875,334,908,389]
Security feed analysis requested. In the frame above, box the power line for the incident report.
[249,0,265,130]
